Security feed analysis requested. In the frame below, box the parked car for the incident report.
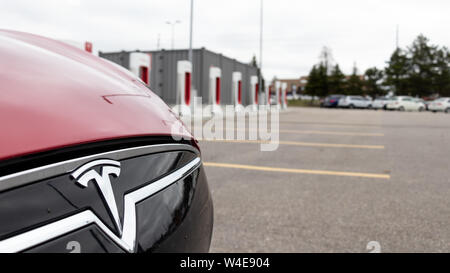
[422,98,437,110]
[420,99,433,111]
[0,30,213,253]
[338,96,373,109]
[322,95,345,108]
[413,98,428,110]
[386,96,426,112]
[372,97,389,110]
[428,98,450,113]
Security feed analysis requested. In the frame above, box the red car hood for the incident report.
[0,30,191,161]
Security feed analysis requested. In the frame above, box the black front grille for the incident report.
[0,141,205,253]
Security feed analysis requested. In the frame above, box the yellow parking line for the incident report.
[203,162,391,180]
[200,139,385,149]
[279,122,383,129]
[277,129,384,137]
[191,128,384,137]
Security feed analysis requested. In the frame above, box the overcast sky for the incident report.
[1,0,449,80]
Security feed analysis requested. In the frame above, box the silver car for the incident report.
[338,96,373,109]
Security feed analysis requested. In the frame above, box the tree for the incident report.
[364,67,385,98]
[383,34,450,97]
[328,64,346,94]
[346,65,364,95]
[249,55,266,93]
[316,63,329,97]
[303,46,337,99]
[384,48,410,95]
[434,47,450,97]
[407,34,440,97]
[318,46,335,74]
[304,65,320,101]
[249,55,258,68]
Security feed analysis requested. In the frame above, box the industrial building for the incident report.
[100,48,259,107]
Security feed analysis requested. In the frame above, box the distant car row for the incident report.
[428,98,450,113]
[321,95,450,113]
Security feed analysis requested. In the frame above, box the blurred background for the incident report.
[2,0,449,81]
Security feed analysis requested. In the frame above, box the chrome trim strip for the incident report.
[0,157,202,253]
[71,159,120,180]
[0,144,199,192]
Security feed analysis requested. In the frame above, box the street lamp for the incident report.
[259,0,264,103]
[188,0,194,63]
[166,20,181,50]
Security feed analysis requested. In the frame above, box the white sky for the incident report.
[1,0,449,80]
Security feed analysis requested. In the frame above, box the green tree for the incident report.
[304,65,320,101]
[364,67,385,98]
[328,64,346,94]
[316,63,329,97]
[249,55,258,68]
[407,34,440,97]
[304,46,337,99]
[384,48,410,95]
[319,46,334,74]
[249,55,266,93]
[433,47,450,97]
[346,65,364,95]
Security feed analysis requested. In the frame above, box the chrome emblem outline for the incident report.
[71,160,123,236]
[0,144,201,253]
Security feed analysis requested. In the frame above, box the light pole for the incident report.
[157,33,161,50]
[396,24,399,50]
[189,0,194,63]
[259,0,264,104]
[166,20,181,50]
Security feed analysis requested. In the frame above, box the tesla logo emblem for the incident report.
[71,160,123,235]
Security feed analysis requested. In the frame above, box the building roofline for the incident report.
[99,47,255,68]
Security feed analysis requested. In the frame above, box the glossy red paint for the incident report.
[255,83,259,104]
[215,77,221,105]
[0,30,192,161]
[84,42,93,53]
[238,81,242,105]
[185,72,191,106]
[139,66,149,84]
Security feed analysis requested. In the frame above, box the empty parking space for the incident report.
[200,139,385,150]
[274,129,384,137]
[200,141,389,175]
[203,162,390,179]
[201,107,450,253]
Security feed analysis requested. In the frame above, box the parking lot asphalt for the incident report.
[199,107,450,253]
